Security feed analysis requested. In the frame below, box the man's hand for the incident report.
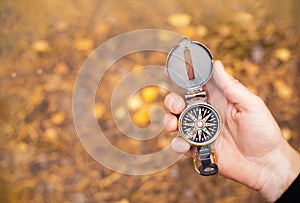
[164,61,300,202]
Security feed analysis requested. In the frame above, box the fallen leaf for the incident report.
[51,112,65,125]
[141,87,159,102]
[132,108,149,127]
[15,142,29,152]
[274,80,293,100]
[44,127,58,142]
[274,48,291,62]
[195,25,208,37]
[129,94,143,111]
[179,26,195,38]
[117,199,129,203]
[55,21,68,32]
[218,25,231,37]
[54,62,69,75]
[234,12,254,24]
[75,38,94,51]
[32,40,50,52]
[167,13,192,28]
[94,103,105,119]
[95,23,110,35]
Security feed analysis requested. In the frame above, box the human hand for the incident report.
[164,60,300,202]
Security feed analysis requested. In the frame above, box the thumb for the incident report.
[213,60,258,110]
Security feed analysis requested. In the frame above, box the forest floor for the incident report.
[1,0,300,202]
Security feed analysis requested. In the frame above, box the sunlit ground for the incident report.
[1,0,300,202]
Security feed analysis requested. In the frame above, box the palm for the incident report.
[165,61,300,201]
[207,80,284,188]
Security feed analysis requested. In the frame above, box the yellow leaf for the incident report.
[54,62,69,75]
[55,21,68,32]
[32,40,50,52]
[274,48,291,62]
[75,38,94,51]
[95,23,110,35]
[132,108,149,127]
[129,95,143,111]
[179,26,195,38]
[167,13,192,28]
[51,112,65,125]
[274,80,293,99]
[234,12,254,24]
[94,103,105,119]
[218,25,231,37]
[44,127,58,142]
[141,87,159,102]
[117,199,129,203]
[15,142,29,152]
[195,25,208,37]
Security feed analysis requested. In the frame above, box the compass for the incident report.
[166,38,222,176]
[179,102,221,146]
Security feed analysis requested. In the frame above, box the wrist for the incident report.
[257,141,300,202]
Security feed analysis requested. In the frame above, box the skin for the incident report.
[164,60,300,202]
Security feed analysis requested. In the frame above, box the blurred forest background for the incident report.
[1,0,300,202]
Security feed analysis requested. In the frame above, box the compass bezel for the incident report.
[178,102,222,146]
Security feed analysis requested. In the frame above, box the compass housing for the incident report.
[166,38,213,90]
[178,102,222,146]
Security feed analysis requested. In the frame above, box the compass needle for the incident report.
[203,112,212,122]
[183,122,195,127]
[205,122,217,127]
[198,108,202,120]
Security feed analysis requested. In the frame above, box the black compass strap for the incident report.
[197,145,218,176]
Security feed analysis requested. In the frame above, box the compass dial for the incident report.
[179,102,222,146]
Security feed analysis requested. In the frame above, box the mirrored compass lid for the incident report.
[166,38,213,90]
